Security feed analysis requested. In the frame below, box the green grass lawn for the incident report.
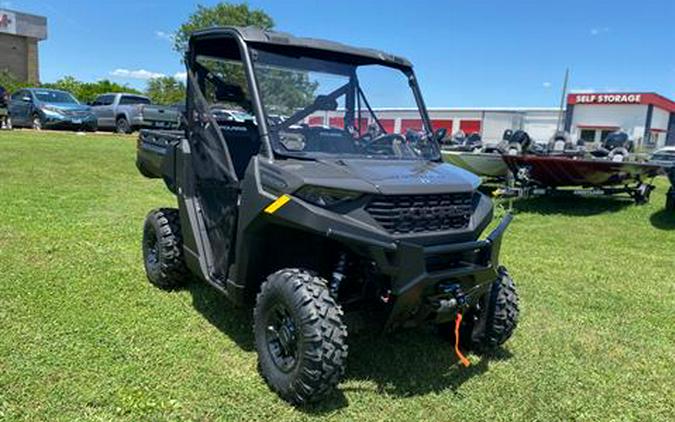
[0,130,673,422]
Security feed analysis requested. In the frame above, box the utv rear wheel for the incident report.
[254,269,348,405]
[472,266,519,354]
[142,208,188,289]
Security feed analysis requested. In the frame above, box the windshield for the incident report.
[253,50,439,161]
[33,90,79,104]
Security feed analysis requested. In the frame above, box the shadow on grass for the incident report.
[186,282,254,352]
[506,195,633,216]
[650,208,675,230]
[186,282,510,413]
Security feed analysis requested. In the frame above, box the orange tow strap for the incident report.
[454,313,471,367]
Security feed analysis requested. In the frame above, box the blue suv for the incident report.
[8,88,97,131]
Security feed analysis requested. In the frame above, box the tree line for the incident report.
[0,70,185,105]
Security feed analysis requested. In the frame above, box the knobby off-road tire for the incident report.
[142,208,188,290]
[472,266,519,353]
[254,269,348,405]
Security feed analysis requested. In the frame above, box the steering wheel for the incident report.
[361,133,407,156]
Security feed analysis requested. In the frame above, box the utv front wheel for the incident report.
[142,208,188,289]
[254,269,348,405]
[472,267,519,353]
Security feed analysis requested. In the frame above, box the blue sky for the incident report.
[3,0,674,106]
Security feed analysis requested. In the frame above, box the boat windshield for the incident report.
[252,49,439,161]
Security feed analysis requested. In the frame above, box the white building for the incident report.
[307,91,675,150]
[564,92,675,149]
[308,107,563,145]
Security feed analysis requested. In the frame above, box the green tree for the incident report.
[174,2,317,118]
[0,70,31,94]
[41,77,140,104]
[173,2,274,54]
[145,76,186,105]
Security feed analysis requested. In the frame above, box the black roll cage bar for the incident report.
[185,27,436,162]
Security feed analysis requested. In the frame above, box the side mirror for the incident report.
[434,127,447,142]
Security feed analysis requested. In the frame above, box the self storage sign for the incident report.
[574,93,642,104]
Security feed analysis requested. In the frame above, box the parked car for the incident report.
[0,84,9,129]
[90,93,180,133]
[649,146,675,168]
[210,106,253,123]
[7,88,97,131]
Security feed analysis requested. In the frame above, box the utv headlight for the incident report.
[294,186,361,207]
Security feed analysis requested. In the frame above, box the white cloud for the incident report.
[542,82,552,88]
[109,68,187,82]
[590,27,610,36]
[110,68,166,80]
[155,30,175,42]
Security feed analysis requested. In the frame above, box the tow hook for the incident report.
[454,313,471,367]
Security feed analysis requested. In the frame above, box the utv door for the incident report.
[183,69,240,284]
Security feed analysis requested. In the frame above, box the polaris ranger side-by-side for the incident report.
[137,26,519,404]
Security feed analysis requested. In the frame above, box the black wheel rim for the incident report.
[265,305,300,372]
[143,227,159,273]
[117,120,128,133]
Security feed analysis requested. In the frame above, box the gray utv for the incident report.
[136,26,519,404]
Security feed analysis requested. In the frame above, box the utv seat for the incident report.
[219,120,262,180]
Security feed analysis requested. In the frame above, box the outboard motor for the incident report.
[447,130,482,152]
[506,130,532,155]
[547,131,575,153]
[502,129,513,142]
[591,131,632,161]
[465,132,482,151]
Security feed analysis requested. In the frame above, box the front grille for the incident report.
[62,110,89,117]
[365,193,474,234]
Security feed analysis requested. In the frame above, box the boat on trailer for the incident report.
[442,150,509,178]
[500,131,661,204]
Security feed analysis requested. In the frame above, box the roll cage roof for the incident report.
[189,26,413,70]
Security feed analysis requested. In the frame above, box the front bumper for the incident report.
[328,214,512,329]
[43,113,98,130]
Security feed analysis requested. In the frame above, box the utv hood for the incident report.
[280,159,481,195]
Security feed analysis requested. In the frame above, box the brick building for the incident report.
[0,8,47,84]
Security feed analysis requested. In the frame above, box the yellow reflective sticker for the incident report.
[264,194,291,214]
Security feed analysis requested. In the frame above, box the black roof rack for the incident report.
[189,26,413,69]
